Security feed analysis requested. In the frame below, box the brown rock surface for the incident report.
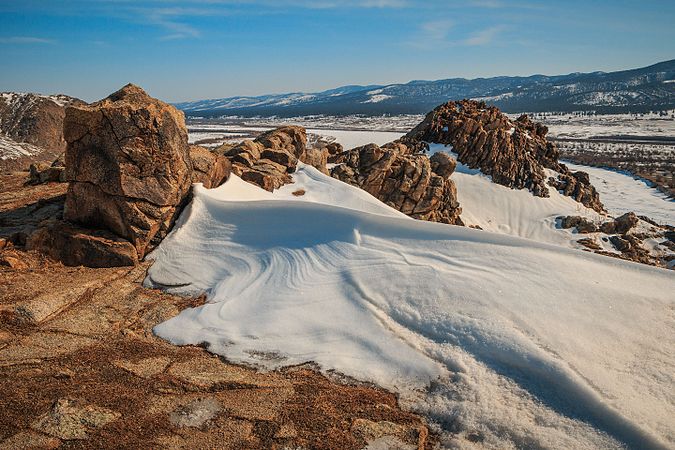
[189,145,231,189]
[559,215,598,233]
[26,219,139,268]
[32,398,121,440]
[63,84,193,258]
[27,162,65,185]
[218,126,329,191]
[406,100,604,212]
[330,141,463,224]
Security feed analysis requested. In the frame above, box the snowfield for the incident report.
[147,164,675,449]
[565,161,675,225]
[428,144,609,248]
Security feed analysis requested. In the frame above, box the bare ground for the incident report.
[0,173,435,450]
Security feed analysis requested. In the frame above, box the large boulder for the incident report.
[330,141,462,225]
[406,100,604,213]
[63,84,193,258]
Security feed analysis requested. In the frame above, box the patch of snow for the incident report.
[428,143,606,247]
[472,92,514,101]
[363,94,393,104]
[0,135,44,160]
[564,162,675,225]
[305,129,403,151]
[147,164,675,449]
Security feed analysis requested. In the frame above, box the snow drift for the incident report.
[146,164,674,449]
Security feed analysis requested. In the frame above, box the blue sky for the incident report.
[0,0,673,102]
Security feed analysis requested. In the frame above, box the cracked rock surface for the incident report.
[63,83,194,259]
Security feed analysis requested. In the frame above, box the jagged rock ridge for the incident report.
[406,99,604,213]
[217,126,329,191]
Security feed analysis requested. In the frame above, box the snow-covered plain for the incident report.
[147,165,675,449]
[527,111,675,140]
[306,128,402,149]
[186,120,404,152]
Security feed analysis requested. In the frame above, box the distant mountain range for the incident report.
[176,60,675,117]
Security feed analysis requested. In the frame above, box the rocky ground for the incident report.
[0,172,434,450]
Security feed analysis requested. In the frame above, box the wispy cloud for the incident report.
[132,6,205,40]
[467,0,504,8]
[409,21,507,49]
[0,36,56,44]
[421,20,455,41]
[463,25,506,46]
[119,0,407,40]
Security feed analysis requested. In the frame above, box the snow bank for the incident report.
[428,144,607,248]
[564,162,674,225]
[147,165,674,448]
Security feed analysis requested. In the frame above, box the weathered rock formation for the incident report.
[600,212,639,235]
[0,84,232,268]
[330,141,463,225]
[558,216,598,233]
[189,145,231,188]
[558,211,673,268]
[27,160,66,185]
[217,126,328,191]
[26,219,139,268]
[63,84,194,259]
[406,100,604,213]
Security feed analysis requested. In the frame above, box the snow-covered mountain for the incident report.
[176,59,675,116]
[0,92,83,170]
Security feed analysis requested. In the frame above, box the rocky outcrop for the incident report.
[559,216,598,233]
[600,212,639,235]
[547,170,603,213]
[217,126,328,191]
[406,100,604,213]
[558,210,673,268]
[63,84,194,259]
[5,84,232,267]
[330,141,463,225]
[27,155,66,185]
[189,145,231,188]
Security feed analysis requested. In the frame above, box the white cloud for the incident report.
[463,25,506,46]
[0,36,56,44]
[421,20,455,41]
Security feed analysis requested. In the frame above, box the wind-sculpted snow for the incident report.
[147,165,674,449]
